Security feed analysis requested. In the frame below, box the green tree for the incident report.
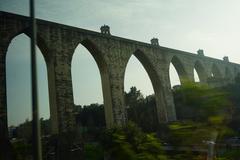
[168,83,235,158]
[125,86,144,108]
[173,83,233,123]
[101,122,167,160]
[125,87,158,132]
[75,103,105,128]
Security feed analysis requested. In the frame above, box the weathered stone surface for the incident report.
[0,41,8,139]
[1,11,240,134]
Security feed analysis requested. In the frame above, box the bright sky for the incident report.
[1,0,240,126]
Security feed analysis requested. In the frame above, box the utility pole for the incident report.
[30,0,42,160]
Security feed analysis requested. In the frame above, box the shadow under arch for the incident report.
[211,63,222,78]
[71,39,113,128]
[169,55,188,84]
[194,60,207,83]
[124,49,168,123]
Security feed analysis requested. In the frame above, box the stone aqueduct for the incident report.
[1,11,240,138]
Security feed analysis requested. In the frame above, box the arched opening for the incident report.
[169,63,181,88]
[72,44,103,106]
[194,61,207,83]
[71,40,110,138]
[169,56,187,88]
[194,69,200,82]
[124,51,162,132]
[124,55,154,96]
[6,34,50,154]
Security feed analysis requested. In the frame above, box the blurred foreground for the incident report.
[5,81,240,160]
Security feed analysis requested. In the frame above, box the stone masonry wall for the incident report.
[1,11,240,136]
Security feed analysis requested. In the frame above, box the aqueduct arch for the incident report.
[4,30,59,134]
[169,55,188,84]
[71,39,114,128]
[0,11,239,136]
[194,60,207,83]
[6,33,50,126]
[124,49,169,122]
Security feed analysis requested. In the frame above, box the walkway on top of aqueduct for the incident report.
[1,11,240,136]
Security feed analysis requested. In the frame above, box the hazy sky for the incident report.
[1,0,240,126]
